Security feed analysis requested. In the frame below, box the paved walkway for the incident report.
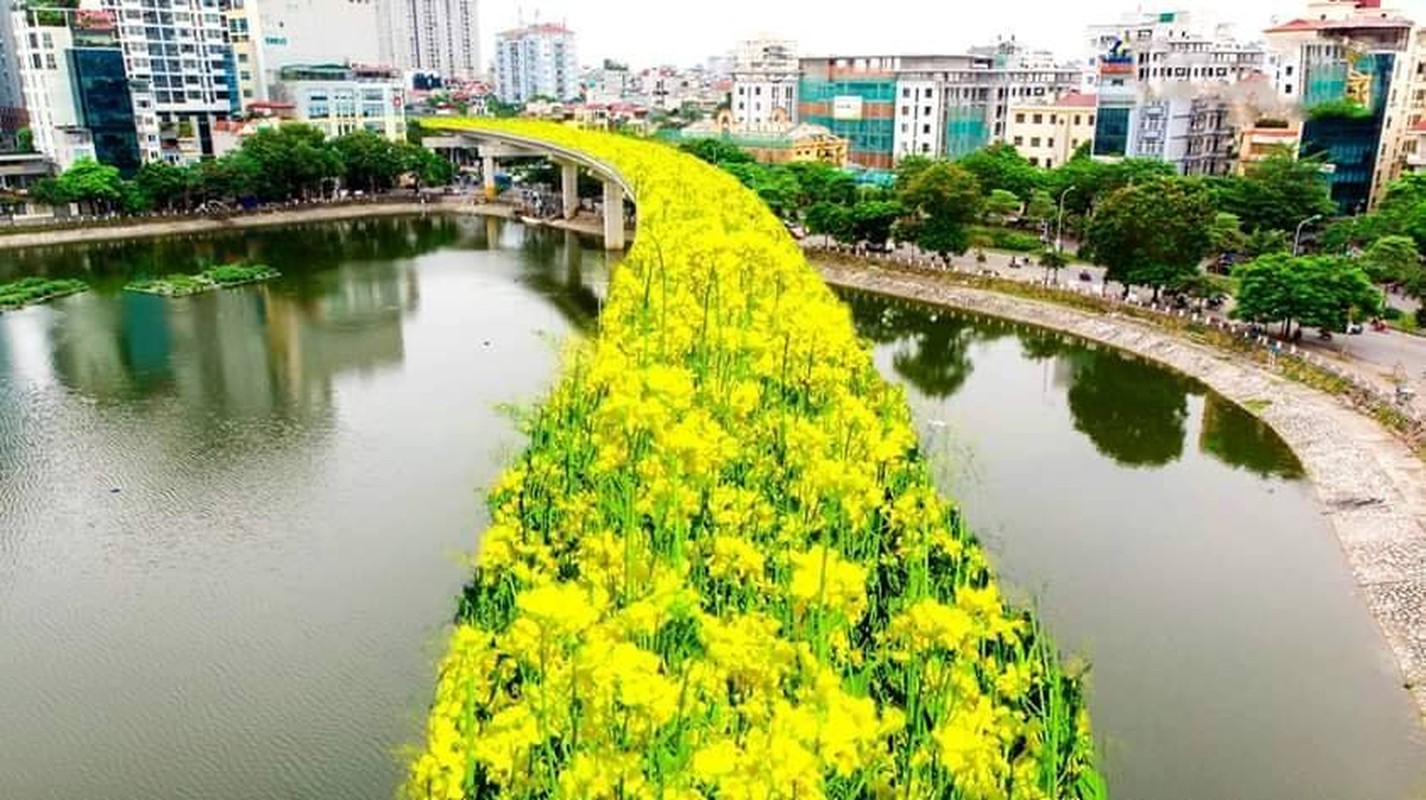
[819,258,1426,721]
[812,244,1426,421]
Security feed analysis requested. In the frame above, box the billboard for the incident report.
[832,96,863,121]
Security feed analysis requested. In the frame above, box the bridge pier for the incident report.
[602,180,626,251]
[482,154,497,202]
[561,162,578,220]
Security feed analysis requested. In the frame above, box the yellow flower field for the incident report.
[405,119,1103,799]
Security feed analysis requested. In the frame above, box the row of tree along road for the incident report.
[682,137,1426,338]
[27,125,455,216]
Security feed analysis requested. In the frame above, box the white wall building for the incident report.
[494,23,577,103]
[379,0,481,81]
[275,63,406,140]
[730,36,798,130]
[10,16,94,168]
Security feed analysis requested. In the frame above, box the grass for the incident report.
[0,276,88,311]
[125,264,279,297]
[402,120,1103,800]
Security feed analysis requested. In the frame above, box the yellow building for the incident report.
[1004,92,1097,169]
[681,109,849,166]
[1235,122,1302,174]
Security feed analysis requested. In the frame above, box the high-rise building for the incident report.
[379,0,482,81]
[1265,0,1414,211]
[10,4,141,170]
[730,37,798,130]
[798,46,1082,169]
[1086,10,1267,171]
[494,23,577,103]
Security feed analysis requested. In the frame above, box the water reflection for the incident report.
[842,290,1302,479]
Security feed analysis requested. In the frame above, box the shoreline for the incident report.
[0,199,606,250]
[819,259,1426,721]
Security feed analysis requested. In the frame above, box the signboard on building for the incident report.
[832,96,863,121]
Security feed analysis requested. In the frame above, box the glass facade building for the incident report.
[68,48,141,174]
[1299,52,1395,214]
[798,74,896,168]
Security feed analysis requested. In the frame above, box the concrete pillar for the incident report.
[482,154,497,202]
[561,162,578,220]
[601,179,626,251]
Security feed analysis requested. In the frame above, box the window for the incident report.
[1285,65,1294,77]
[1046,158,1054,168]
[1013,135,1023,145]
[1049,114,1057,123]
[44,53,56,70]
[901,123,908,133]
[902,87,910,97]
[1030,137,1040,147]
[1285,84,1293,95]
[755,86,761,95]
[1047,137,1054,147]
[1029,156,1039,166]
[1088,114,1095,125]
[1073,114,1081,125]
[925,87,932,98]
[922,123,930,134]
[737,86,744,95]
[1033,113,1042,124]
[1015,112,1025,123]
[922,105,931,115]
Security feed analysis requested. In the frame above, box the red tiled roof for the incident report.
[1055,91,1098,108]
[1266,15,1412,33]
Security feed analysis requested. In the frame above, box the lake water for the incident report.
[1,217,1422,799]
[844,290,1426,800]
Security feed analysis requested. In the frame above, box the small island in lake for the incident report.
[126,264,280,297]
[0,277,89,312]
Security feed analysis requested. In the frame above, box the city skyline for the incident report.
[481,0,1426,68]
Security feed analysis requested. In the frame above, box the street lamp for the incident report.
[1055,185,1077,255]
[1293,214,1323,256]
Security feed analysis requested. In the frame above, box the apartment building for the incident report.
[378,0,480,80]
[730,37,798,130]
[494,22,577,103]
[273,62,405,140]
[1005,91,1097,168]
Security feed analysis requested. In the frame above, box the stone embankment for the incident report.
[820,259,1426,720]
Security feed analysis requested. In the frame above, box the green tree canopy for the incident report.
[1025,189,1056,225]
[1209,212,1247,255]
[1207,152,1334,233]
[956,142,1041,199]
[1084,177,1215,295]
[1360,235,1421,285]
[846,200,904,247]
[333,129,403,192]
[679,138,754,166]
[1232,253,1381,333]
[983,189,1021,222]
[896,161,983,261]
[133,161,194,210]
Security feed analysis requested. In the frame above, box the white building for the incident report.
[379,0,482,81]
[10,15,94,168]
[730,36,798,130]
[1085,10,1267,169]
[274,63,406,140]
[494,23,577,103]
[889,45,1083,161]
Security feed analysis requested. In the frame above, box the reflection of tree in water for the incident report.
[1065,347,1194,468]
[513,227,607,333]
[843,291,1014,398]
[1198,393,1304,479]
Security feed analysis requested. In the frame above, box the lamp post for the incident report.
[1293,214,1323,256]
[1055,185,1077,255]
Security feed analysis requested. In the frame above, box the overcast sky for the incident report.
[482,0,1426,68]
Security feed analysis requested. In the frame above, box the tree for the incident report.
[134,161,194,211]
[1360,235,1420,285]
[784,161,857,208]
[1084,177,1215,298]
[957,142,1040,199]
[893,155,935,189]
[846,200,904,247]
[239,124,341,201]
[1208,151,1334,233]
[724,162,799,218]
[1039,248,1069,283]
[679,138,753,166]
[983,189,1021,223]
[805,201,851,242]
[1209,212,1246,256]
[1232,254,1381,334]
[397,141,455,188]
[15,127,34,154]
[1026,189,1056,227]
[1243,227,1291,258]
[896,161,982,262]
[334,130,402,192]
[54,158,125,212]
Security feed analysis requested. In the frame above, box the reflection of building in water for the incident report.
[262,261,417,404]
[49,260,416,423]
